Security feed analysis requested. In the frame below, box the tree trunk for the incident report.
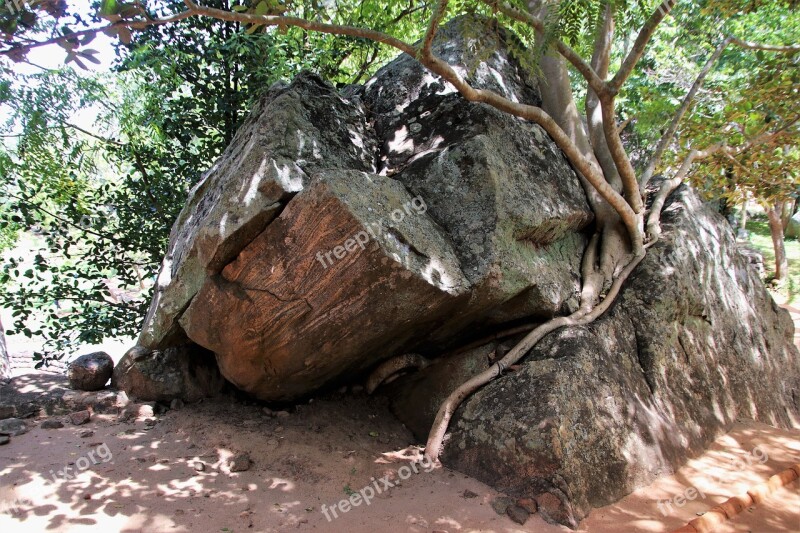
[767,203,788,281]
[0,316,10,382]
[780,199,795,231]
[740,201,748,232]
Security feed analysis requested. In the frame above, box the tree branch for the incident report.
[479,0,606,96]
[646,116,799,240]
[421,0,448,58]
[180,0,640,246]
[641,36,734,187]
[182,0,417,56]
[0,11,193,58]
[422,54,641,246]
[730,37,800,53]
[608,0,676,94]
[600,94,643,215]
[64,122,124,146]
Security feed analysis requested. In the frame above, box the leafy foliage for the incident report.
[0,0,425,364]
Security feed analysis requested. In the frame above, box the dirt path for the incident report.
[0,384,798,533]
[0,307,798,532]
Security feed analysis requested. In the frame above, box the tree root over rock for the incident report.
[365,353,432,394]
[423,186,670,462]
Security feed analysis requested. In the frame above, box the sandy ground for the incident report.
[0,386,798,533]
[0,310,798,532]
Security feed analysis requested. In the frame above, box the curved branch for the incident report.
[182,0,640,247]
[608,0,676,94]
[366,353,431,394]
[730,37,800,54]
[600,94,644,218]
[479,0,606,95]
[584,5,627,202]
[421,0,449,58]
[425,54,640,243]
[0,11,193,58]
[646,116,799,240]
[182,0,417,56]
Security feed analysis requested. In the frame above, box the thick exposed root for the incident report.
[646,177,682,242]
[423,248,646,463]
[423,182,680,463]
[365,353,431,394]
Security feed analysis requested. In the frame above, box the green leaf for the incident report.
[254,1,270,16]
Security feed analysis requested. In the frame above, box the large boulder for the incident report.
[124,16,592,402]
[117,16,800,529]
[137,72,379,350]
[431,183,800,527]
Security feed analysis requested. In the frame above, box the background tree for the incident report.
[0,0,423,364]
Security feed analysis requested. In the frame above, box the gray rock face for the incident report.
[437,184,800,527]
[123,16,591,402]
[138,73,379,350]
[68,351,114,391]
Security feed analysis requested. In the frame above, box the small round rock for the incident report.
[68,352,114,391]
[41,419,64,429]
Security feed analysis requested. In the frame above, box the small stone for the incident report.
[0,435,9,445]
[69,410,91,426]
[228,453,252,472]
[115,391,130,408]
[267,439,278,446]
[275,410,290,418]
[491,496,514,516]
[170,399,185,410]
[194,461,205,472]
[41,419,64,429]
[0,418,28,436]
[79,430,95,438]
[517,497,538,514]
[462,489,478,499]
[67,351,113,391]
[507,505,530,525]
[262,407,275,417]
